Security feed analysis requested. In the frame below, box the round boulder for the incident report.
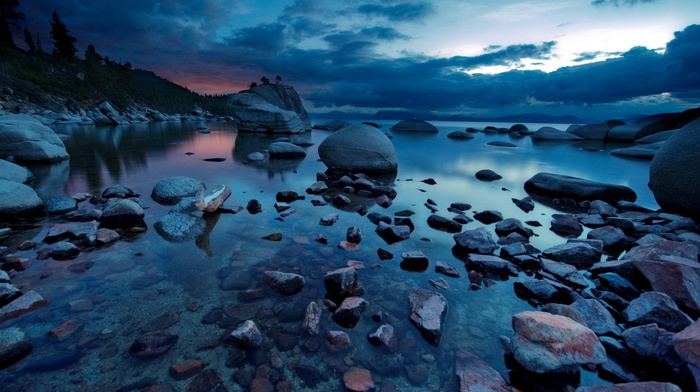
[318,124,398,173]
[0,179,45,219]
[0,160,31,183]
[390,118,438,132]
[649,118,700,220]
[46,196,78,215]
[0,327,33,369]
[99,199,145,229]
[151,176,205,205]
[268,142,306,158]
[0,114,69,163]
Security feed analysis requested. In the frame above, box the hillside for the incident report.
[0,46,233,115]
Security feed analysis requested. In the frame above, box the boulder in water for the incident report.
[0,114,69,163]
[524,172,637,203]
[390,118,438,132]
[0,179,45,219]
[318,124,398,173]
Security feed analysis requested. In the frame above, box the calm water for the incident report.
[1,120,656,391]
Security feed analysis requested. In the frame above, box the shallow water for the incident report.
[1,120,656,391]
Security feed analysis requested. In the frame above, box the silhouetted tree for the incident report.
[23,27,34,51]
[249,81,257,88]
[260,76,270,85]
[0,0,25,48]
[275,75,282,85]
[49,11,77,59]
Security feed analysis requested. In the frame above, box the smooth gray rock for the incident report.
[228,91,305,133]
[0,327,33,368]
[0,160,31,183]
[313,120,351,131]
[0,114,69,163]
[268,142,306,158]
[447,130,474,139]
[50,241,81,260]
[567,122,611,140]
[532,127,584,141]
[318,124,398,173]
[649,118,700,220]
[0,179,45,219]
[409,289,448,346]
[230,320,263,348]
[607,113,678,142]
[542,242,601,268]
[45,196,78,215]
[525,172,637,202]
[154,212,206,243]
[453,227,498,255]
[102,185,138,199]
[151,176,205,205]
[390,118,438,132]
[99,199,144,229]
[262,271,305,295]
[475,169,502,181]
[246,152,265,162]
[610,145,660,160]
[246,84,311,129]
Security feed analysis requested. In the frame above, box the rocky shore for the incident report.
[1,102,700,390]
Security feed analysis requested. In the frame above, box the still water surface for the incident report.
[2,120,656,391]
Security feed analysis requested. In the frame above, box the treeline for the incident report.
[0,3,234,115]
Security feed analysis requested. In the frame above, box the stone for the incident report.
[597,273,640,301]
[47,319,84,342]
[649,118,700,220]
[45,221,99,243]
[467,254,516,279]
[513,196,535,212]
[455,351,512,392]
[50,242,80,260]
[475,169,502,181]
[169,359,206,380]
[550,215,583,238]
[45,196,77,215]
[324,267,358,299]
[141,312,180,333]
[302,301,322,335]
[448,130,474,139]
[427,214,462,233]
[343,367,376,392]
[473,210,503,224]
[0,327,33,369]
[367,324,398,352]
[435,261,461,278]
[375,222,411,244]
[539,258,588,289]
[130,330,178,357]
[0,283,21,307]
[374,194,392,208]
[262,271,305,295]
[541,242,601,269]
[367,212,391,225]
[0,159,31,183]
[151,176,205,205]
[325,330,351,352]
[495,218,533,238]
[0,179,44,219]
[511,311,606,373]
[318,124,398,173]
[102,184,138,199]
[453,227,499,255]
[347,226,362,243]
[0,114,69,163]
[99,199,145,229]
[230,320,263,348]
[390,118,438,132]
[268,142,306,158]
[622,324,683,368]
[246,199,263,214]
[532,127,584,141]
[246,152,265,162]
[0,291,49,323]
[623,292,693,332]
[524,172,637,203]
[92,228,120,245]
[575,382,682,392]
[409,289,448,346]
[332,297,367,327]
[401,250,429,272]
[587,226,627,253]
[570,298,622,336]
[673,318,700,370]
[608,113,678,142]
[227,90,305,133]
[566,122,611,140]
[313,120,351,131]
[306,181,329,194]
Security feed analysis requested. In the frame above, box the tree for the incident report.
[0,0,25,48]
[260,76,270,85]
[275,75,282,85]
[249,82,258,88]
[23,27,34,51]
[49,11,77,59]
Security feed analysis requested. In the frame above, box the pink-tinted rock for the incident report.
[0,290,49,323]
[673,318,700,369]
[455,351,512,392]
[367,324,398,352]
[230,320,263,348]
[409,289,448,346]
[332,297,367,327]
[325,330,351,352]
[130,330,178,357]
[302,301,322,335]
[47,319,84,341]
[633,259,700,313]
[343,367,375,392]
[169,359,206,380]
[512,311,606,373]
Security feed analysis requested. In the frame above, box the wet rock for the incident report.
[541,242,601,269]
[495,218,533,238]
[306,181,329,195]
[451,202,472,211]
[448,130,474,139]
[319,124,398,173]
[427,214,462,233]
[367,324,398,352]
[0,327,33,368]
[325,330,351,352]
[512,311,606,373]
[409,289,448,346]
[513,196,535,213]
[473,210,503,224]
[295,364,321,388]
[186,368,223,392]
[633,259,700,314]
[455,351,512,392]
[262,232,282,241]
[347,226,362,243]
[375,222,411,244]
[246,199,263,214]
[597,273,640,301]
[262,271,305,295]
[170,359,207,380]
[220,269,253,291]
[570,298,622,336]
[324,266,358,299]
[622,323,683,368]
[673,318,700,373]
[332,296,368,327]
[154,213,205,242]
[453,227,499,255]
[533,127,584,141]
[100,199,145,229]
[332,194,351,207]
[429,277,450,290]
[0,114,69,163]
[141,312,180,333]
[367,212,391,225]
[0,290,49,323]
[47,319,84,342]
[319,213,339,226]
[102,184,138,199]
[151,176,205,205]
[539,258,588,289]
[377,248,393,260]
[0,179,45,219]
[24,349,81,372]
[475,169,502,182]
[391,118,438,132]
[343,367,376,392]
[246,152,265,162]
[46,196,78,215]
[550,215,583,238]
[45,221,99,243]
[130,330,179,357]
[467,254,516,279]
[374,194,392,208]
[92,228,120,245]
[623,292,692,332]
[525,172,637,203]
[275,190,302,202]
[514,280,560,305]
[314,233,328,244]
[575,382,682,392]
[588,226,627,253]
[488,141,516,147]
[69,298,93,312]
[0,283,21,307]
[401,250,429,272]
[435,261,461,278]
[302,301,322,335]
[230,320,263,348]
[48,241,80,260]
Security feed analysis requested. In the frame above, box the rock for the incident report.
[623,292,692,332]
[375,222,411,244]
[262,271,305,295]
[227,91,305,133]
[268,142,306,158]
[607,113,678,142]
[295,365,321,388]
[347,226,362,243]
[455,351,512,392]
[130,330,179,357]
[649,118,700,220]
[567,122,611,140]
[610,145,660,159]
[575,382,682,392]
[170,359,206,381]
[453,227,498,255]
[513,196,535,212]
[390,118,438,132]
[313,120,351,131]
[151,176,205,205]
[435,261,461,278]
[570,298,622,336]
[0,283,21,307]
[324,267,358,299]
[495,218,533,238]
[367,324,398,352]
[302,301,322,335]
[673,318,700,370]
[306,181,329,194]
[318,124,398,173]
[401,250,429,272]
[514,279,561,304]
[550,215,583,238]
[622,324,683,368]
[473,210,503,224]
[246,199,263,214]
[47,319,84,342]
[487,141,516,147]
[246,152,265,162]
[525,172,637,203]
[0,114,69,163]
[427,214,462,233]
[0,327,33,369]
[0,179,45,218]
[325,330,351,352]
[539,258,588,289]
[45,221,99,243]
[332,297,368,327]
[0,291,49,323]
[245,84,311,128]
[99,199,144,229]
[467,254,516,279]
[542,242,601,269]
[102,184,138,199]
[374,194,392,208]
[409,289,448,346]
[343,367,376,392]
[230,320,263,348]
[154,213,205,242]
[50,241,80,260]
[532,127,584,141]
[98,101,128,124]
[511,311,606,373]
[43,196,77,215]
[448,130,474,139]
[475,169,502,181]
[0,159,31,183]
[636,130,677,144]
[367,212,391,225]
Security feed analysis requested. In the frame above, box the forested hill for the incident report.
[0,46,234,116]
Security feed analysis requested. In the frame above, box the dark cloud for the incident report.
[356,2,435,22]
[229,23,286,55]
[591,0,656,6]
[573,52,604,62]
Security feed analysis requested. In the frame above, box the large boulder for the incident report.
[318,124,398,173]
[607,113,679,142]
[99,199,145,229]
[227,92,305,133]
[524,172,637,203]
[0,327,33,369]
[151,176,205,205]
[532,127,584,141]
[0,179,45,219]
[567,123,611,140]
[0,114,69,163]
[409,289,448,346]
[0,160,31,183]
[390,118,438,132]
[246,84,311,129]
[154,213,205,243]
[511,311,606,373]
[455,351,512,392]
[649,118,700,220]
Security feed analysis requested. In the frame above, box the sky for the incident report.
[15,0,700,119]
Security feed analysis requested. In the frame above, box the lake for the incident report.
[1,120,656,391]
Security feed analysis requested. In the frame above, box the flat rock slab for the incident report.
[455,351,512,392]
[524,172,637,202]
[0,290,49,323]
[409,289,448,346]
[262,271,305,295]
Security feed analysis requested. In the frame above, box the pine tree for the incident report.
[0,0,25,48]
[23,27,34,51]
[49,11,77,59]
